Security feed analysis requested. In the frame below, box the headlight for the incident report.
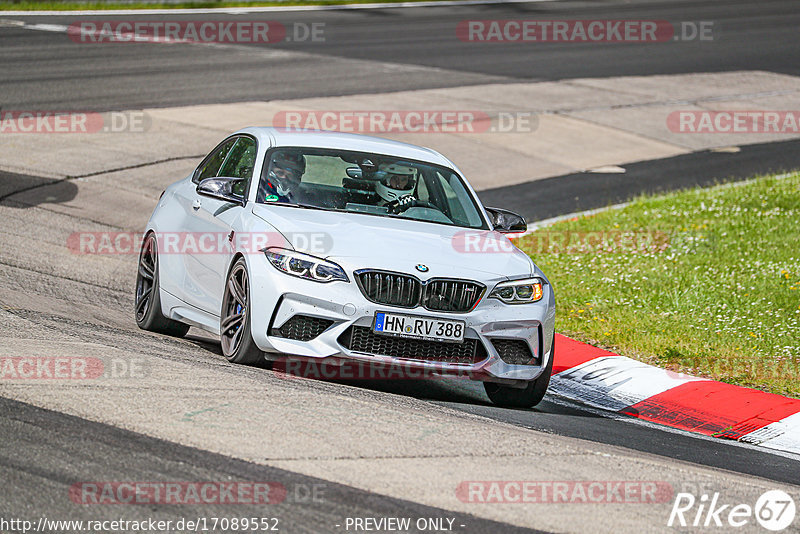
[264,248,349,283]
[489,278,543,304]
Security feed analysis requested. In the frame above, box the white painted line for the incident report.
[586,165,626,174]
[550,355,707,413]
[525,202,631,232]
[710,146,741,153]
[0,0,554,16]
[25,23,68,32]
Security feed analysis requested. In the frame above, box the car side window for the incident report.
[219,137,257,180]
[219,137,258,198]
[194,138,237,184]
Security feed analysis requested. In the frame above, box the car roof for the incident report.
[235,127,455,169]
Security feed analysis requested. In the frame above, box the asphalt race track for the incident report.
[1,0,800,532]
[0,397,540,533]
[0,0,799,110]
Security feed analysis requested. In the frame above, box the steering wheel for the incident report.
[387,195,440,214]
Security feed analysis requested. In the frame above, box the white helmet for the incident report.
[375,163,417,203]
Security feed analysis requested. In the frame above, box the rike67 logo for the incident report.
[668,489,796,531]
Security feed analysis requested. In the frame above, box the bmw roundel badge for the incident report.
[415,264,429,273]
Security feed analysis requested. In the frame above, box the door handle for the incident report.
[192,199,202,210]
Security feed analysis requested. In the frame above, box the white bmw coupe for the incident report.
[136,128,556,407]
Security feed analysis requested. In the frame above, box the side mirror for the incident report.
[196,177,246,205]
[485,207,527,233]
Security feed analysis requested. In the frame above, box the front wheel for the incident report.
[220,258,264,365]
[484,336,554,408]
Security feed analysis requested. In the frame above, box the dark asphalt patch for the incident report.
[478,138,800,222]
[0,396,545,534]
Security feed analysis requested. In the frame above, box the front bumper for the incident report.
[248,255,556,383]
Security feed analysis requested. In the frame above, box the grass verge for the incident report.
[515,171,800,398]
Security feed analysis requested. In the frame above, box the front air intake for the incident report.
[338,326,488,365]
[271,315,334,341]
[491,338,537,365]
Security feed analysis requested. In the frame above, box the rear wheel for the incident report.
[484,336,554,408]
[135,233,190,337]
[220,258,263,365]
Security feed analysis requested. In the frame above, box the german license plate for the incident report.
[373,312,465,343]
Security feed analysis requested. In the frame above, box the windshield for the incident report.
[255,147,488,230]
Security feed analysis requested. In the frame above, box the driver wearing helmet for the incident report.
[376,163,417,210]
[261,150,306,203]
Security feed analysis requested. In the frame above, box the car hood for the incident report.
[251,204,533,281]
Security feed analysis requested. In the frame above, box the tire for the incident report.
[220,258,264,365]
[135,232,190,337]
[484,335,555,408]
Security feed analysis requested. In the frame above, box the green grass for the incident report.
[515,171,800,398]
[0,0,426,10]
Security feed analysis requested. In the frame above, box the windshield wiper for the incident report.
[270,201,344,212]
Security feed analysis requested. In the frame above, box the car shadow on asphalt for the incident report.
[0,171,77,207]
[184,331,223,355]
[181,332,582,413]
[334,377,490,406]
